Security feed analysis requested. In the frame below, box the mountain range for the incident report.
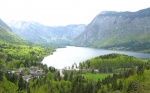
[1,7,150,53]
[74,8,150,53]
[8,21,86,45]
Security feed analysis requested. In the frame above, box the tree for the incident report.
[20,63,24,68]
[27,86,31,93]
[137,63,144,75]
[64,72,68,81]
[97,78,101,88]
[6,54,12,62]
[46,72,54,80]
[69,71,73,81]
[0,71,3,81]
[18,76,24,91]
[49,66,56,73]
[100,86,107,93]
[118,80,123,90]
[71,75,87,93]
[95,78,101,92]
[127,80,142,93]
[91,69,95,74]
[112,79,117,90]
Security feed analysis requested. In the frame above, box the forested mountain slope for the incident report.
[0,19,26,44]
[75,8,150,53]
[0,19,12,31]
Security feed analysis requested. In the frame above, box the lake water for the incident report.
[42,46,150,69]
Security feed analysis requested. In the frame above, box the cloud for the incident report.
[0,0,150,26]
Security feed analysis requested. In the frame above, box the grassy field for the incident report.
[141,59,150,63]
[82,73,113,82]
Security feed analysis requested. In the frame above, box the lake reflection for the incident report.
[42,46,150,69]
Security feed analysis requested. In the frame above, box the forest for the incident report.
[0,24,150,92]
[0,41,55,69]
[79,54,144,73]
[0,42,150,93]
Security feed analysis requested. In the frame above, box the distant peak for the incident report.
[99,11,117,15]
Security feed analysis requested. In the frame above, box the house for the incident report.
[30,66,45,78]
[5,70,12,74]
[94,69,99,73]
[30,66,39,73]
[18,68,24,73]
[5,69,15,74]
[31,73,45,78]
[36,69,43,73]
[15,71,21,75]
[22,75,32,82]
[30,66,43,73]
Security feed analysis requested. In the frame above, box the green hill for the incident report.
[0,19,26,44]
[79,53,144,73]
[80,54,150,93]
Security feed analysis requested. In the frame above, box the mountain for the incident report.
[74,8,150,53]
[0,19,26,44]
[8,21,86,45]
[0,19,12,31]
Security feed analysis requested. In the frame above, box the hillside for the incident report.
[79,53,144,73]
[8,21,86,45]
[0,19,26,44]
[74,8,150,53]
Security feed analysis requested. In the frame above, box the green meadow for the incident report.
[82,73,113,81]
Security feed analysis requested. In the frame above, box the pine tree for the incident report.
[69,71,73,81]
[137,63,144,75]
[27,86,31,93]
[127,80,141,93]
[97,78,101,88]
[0,70,3,81]
[118,80,123,90]
[18,76,24,91]
[112,79,117,90]
[64,72,68,81]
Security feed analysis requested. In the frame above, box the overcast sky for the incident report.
[0,0,150,26]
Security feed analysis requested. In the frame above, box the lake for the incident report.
[42,46,150,69]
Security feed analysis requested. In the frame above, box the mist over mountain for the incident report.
[8,21,86,45]
[74,8,150,53]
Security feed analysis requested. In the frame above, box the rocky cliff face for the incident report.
[9,21,86,45]
[74,8,150,52]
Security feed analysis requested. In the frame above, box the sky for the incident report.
[0,0,150,26]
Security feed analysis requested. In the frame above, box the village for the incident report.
[5,62,100,83]
[6,66,45,82]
